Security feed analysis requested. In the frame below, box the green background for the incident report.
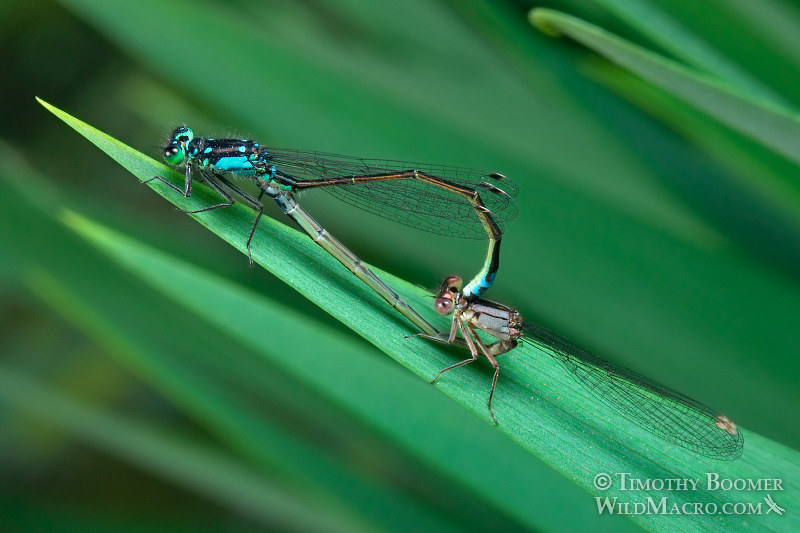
[1,0,798,531]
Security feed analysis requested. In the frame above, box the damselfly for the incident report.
[146,127,517,336]
[422,275,743,460]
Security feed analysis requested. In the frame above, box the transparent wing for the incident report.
[521,320,743,460]
[267,148,519,239]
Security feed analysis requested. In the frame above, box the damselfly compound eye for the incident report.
[163,145,184,166]
[435,296,454,315]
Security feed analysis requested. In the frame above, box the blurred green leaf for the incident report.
[583,58,800,266]
[0,367,366,533]
[588,0,787,104]
[530,8,800,215]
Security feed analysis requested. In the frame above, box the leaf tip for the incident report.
[528,8,561,37]
[35,97,65,121]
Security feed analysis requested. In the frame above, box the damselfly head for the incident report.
[434,276,463,316]
[163,126,194,166]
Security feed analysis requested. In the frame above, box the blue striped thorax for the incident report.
[163,126,272,178]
